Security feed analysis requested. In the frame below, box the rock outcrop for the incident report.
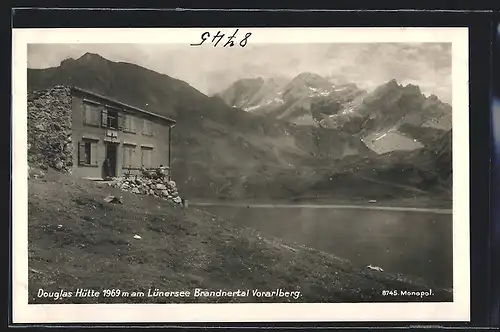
[27,86,73,172]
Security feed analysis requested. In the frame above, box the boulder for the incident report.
[156,183,167,190]
[104,196,123,204]
[54,161,64,170]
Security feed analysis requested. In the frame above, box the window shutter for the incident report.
[92,107,100,125]
[123,146,132,167]
[141,148,152,167]
[101,109,108,128]
[91,142,99,165]
[78,142,86,164]
[129,147,134,167]
[123,115,129,131]
[122,146,127,166]
[84,105,92,124]
[146,149,152,168]
[130,117,136,133]
[118,114,124,130]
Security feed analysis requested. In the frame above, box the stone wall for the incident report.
[109,168,183,204]
[28,86,73,172]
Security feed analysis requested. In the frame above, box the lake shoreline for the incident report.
[186,197,453,210]
[196,201,453,288]
[190,202,452,214]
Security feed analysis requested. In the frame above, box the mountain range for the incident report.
[216,74,452,154]
[27,52,452,203]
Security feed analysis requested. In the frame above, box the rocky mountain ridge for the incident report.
[217,75,452,155]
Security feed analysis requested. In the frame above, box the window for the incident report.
[141,147,153,168]
[123,114,136,133]
[78,140,99,166]
[101,108,124,130]
[107,109,119,129]
[83,103,101,126]
[142,119,154,136]
[122,145,136,168]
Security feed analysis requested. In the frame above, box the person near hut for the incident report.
[103,158,112,180]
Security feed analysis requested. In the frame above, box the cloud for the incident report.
[28,42,452,103]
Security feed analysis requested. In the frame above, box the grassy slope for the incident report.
[28,171,452,304]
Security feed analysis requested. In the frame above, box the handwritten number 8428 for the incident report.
[190,29,252,47]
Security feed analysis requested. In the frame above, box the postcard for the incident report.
[12,27,469,323]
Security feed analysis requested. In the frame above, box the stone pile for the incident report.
[109,175,183,205]
[27,86,73,173]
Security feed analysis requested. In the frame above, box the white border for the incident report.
[12,27,470,323]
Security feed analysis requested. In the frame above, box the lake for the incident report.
[195,204,453,289]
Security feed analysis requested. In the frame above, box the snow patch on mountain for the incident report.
[363,131,424,154]
[244,97,284,112]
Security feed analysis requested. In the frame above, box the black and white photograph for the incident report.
[12,27,470,323]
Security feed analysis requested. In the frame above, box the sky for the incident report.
[28,42,452,103]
